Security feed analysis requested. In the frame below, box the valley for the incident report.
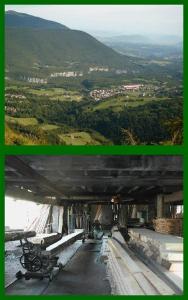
[5,10,183,145]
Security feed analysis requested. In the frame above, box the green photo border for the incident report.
[0,0,187,298]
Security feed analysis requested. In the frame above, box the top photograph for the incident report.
[5,5,183,145]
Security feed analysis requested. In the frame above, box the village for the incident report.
[90,84,144,101]
[88,66,109,72]
[89,81,179,101]
[20,76,48,84]
[50,71,83,78]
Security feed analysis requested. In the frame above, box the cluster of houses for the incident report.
[5,106,17,114]
[115,69,128,75]
[50,67,110,77]
[123,84,143,90]
[27,77,47,84]
[50,71,83,78]
[88,67,109,73]
[5,93,27,115]
[16,65,142,85]
[90,84,143,101]
[50,66,132,77]
[5,93,26,99]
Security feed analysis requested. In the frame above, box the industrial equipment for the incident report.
[16,238,62,281]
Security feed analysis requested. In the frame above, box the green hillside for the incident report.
[5,11,141,73]
[5,10,69,29]
[5,114,112,145]
[6,28,137,71]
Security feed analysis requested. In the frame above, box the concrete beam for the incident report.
[5,187,62,205]
[164,191,183,203]
[5,156,64,198]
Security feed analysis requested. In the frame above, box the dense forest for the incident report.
[6,95,182,145]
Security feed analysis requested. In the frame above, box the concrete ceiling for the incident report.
[5,155,183,205]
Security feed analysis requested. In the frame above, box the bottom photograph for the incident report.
[5,155,183,295]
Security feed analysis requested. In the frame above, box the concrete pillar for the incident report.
[119,205,128,227]
[148,201,156,223]
[58,206,64,233]
[62,203,68,234]
[131,205,137,218]
[75,205,83,229]
[171,205,177,218]
[164,203,171,218]
[157,194,164,218]
[68,205,75,233]
[52,205,60,233]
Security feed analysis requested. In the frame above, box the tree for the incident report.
[121,128,140,145]
[82,79,93,90]
[163,117,183,145]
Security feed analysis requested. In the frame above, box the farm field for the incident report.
[58,132,101,145]
[5,115,38,126]
[87,96,168,112]
[5,79,183,145]
[6,86,83,102]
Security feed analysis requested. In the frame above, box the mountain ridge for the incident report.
[6,10,69,30]
[5,11,141,73]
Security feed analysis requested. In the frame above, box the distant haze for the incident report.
[5,5,183,38]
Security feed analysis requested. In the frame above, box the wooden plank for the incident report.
[136,261,175,295]
[107,251,129,295]
[108,237,175,295]
[30,233,62,247]
[112,230,126,245]
[5,230,36,242]
[124,244,175,295]
[44,229,84,255]
[133,272,158,295]
[108,240,150,295]
[114,254,145,295]
[153,218,182,236]
[100,237,110,262]
[163,270,183,291]
[108,238,141,274]
[107,234,181,295]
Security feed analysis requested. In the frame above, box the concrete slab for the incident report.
[6,278,49,295]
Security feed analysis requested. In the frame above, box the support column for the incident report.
[148,198,157,223]
[131,205,137,218]
[119,205,128,227]
[164,203,171,218]
[157,194,164,218]
[58,206,64,234]
[62,202,68,234]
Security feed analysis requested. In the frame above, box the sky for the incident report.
[5,5,183,37]
[5,197,42,229]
